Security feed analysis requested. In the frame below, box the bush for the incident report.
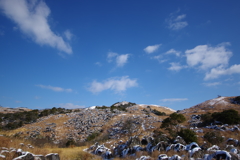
[86,132,100,142]
[161,113,186,129]
[231,96,240,105]
[178,129,198,144]
[203,131,223,145]
[201,109,240,125]
[151,109,166,116]
[66,139,76,147]
[110,102,136,112]
[212,109,240,124]
[96,106,109,109]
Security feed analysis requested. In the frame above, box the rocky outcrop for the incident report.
[85,135,240,160]
[0,145,60,160]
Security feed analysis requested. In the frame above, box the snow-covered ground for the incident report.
[202,96,228,106]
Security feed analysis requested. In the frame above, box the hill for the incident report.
[0,98,240,159]
[0,106,31,113]
[180,96,240,115]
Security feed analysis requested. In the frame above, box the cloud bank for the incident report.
[88,76,138,93]
[0,0,72,54]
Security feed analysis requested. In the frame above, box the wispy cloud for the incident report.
[36,84,72,92]
[59,103,85,109]
[64,30,73,41]
[144,44,161,54]
[95,62,102,66]
[152,55,167,63]
[160,98,188,102]
[165,49,181,57]
[15,100,22,103]
[107,52,129,67]
[0,0,72,54]
[203,82,221,87]
[88,76,138,94]
[168,62,187,71]
[166,11,188,31]
[204,64,240,80]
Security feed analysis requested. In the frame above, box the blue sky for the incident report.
[0,0,240,110]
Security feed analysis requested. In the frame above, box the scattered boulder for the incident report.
[13,152,34,160]
[45,153,60,160]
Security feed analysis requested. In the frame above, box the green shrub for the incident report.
[96,106,109,109]
[203,131,223,145]
[201,109,240,125]
[86,132,100,142]
[178,129,198,144]
[231,96,240,105]
[66,139,76,147]
[151,109,166,116]
[212,109,240,124]
[161,113,186,129]
[110,102,136,112]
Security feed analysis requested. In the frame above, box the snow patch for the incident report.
[138,104,176,112]
[87,106,96,110]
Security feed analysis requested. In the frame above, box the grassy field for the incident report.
[0,136,101,160]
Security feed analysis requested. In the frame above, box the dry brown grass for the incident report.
[0,136,100,160]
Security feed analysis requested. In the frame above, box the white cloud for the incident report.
[166,11,188,31]
[203,82,221,87]
[184,42,240,80]
[144,44,161,54]
[165,49,181,57]
[116,54,129,67]
[152,55,167,63]
[59,103,85,109]
[64,30,73,41]
[107,52,118,62]
[0,0,72,54]
[168,62,186,71]
[160,98,188,102]
[185,43,232,70]
[36,84,72,92]
[107,52,129,67]
[88,76,138,94]
[204,64,240,80]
